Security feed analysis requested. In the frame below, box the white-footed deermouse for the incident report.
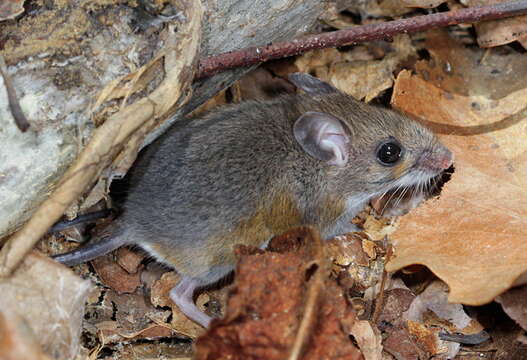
[53,73,453,327]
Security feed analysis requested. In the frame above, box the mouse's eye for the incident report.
[376,140,402,166]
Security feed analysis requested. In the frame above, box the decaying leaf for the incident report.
[195,227,361,360]
[387,30,527,306]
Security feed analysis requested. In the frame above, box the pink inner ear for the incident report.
[322,133,349,167]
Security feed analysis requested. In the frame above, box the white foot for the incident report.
[170,277,212,328]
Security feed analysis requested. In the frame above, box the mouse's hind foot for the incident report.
[170,277,212,328]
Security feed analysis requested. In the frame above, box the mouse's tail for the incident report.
[48,209,113,233]
[52,233,128,266]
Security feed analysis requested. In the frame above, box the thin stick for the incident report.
[371,243,393,325]
[288,227,329,360]
[197,0,527,79]
[0,55,30,132]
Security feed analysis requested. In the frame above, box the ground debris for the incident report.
[195,227,362,360]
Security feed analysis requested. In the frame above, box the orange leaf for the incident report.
[386,69,527,305]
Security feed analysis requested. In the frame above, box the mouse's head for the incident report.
[289,73,453,203]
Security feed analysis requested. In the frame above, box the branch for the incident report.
[197,0,527,79]
[0,55,30,132]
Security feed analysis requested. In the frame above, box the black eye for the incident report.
[376,141,402,166]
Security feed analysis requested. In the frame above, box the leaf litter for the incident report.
[3,1,527,359]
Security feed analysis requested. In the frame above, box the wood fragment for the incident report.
[0,0,203,277]
[197,0,527,79]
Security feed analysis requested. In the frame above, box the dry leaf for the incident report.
[463,0,527,48]
[405,281,480,358]
[150,272,207,339]
[383,327,423,360]
[350,320,383,360]
[387,67,527,304]
[91,255,142,294]
[496,286,527,331]
[296,36,415,101]
[414,30,527,100]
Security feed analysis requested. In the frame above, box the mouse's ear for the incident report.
[294,111,350,167]
[288,73,337,95]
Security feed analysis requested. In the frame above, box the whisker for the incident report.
[381,184,402,215]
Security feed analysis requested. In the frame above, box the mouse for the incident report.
[53,73,453,327]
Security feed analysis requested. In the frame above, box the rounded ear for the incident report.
[288,73,338,95]
[294,111,350,167]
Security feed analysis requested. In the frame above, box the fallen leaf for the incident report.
[463,0,527,48]
[496,286,527,331]
[150,272,207,339]
[407,320,442,355]
[387,64,527,305]
[297,36,415,102]
[91,255,142,294]
[383,327,423,360]
[414,30,527,100]
[116,247,144,274]
[350,320,383,360]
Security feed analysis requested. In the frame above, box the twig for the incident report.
[0,55,30,132]
[288,227,329,360]
[197,0,527,79]
[371,242,393,325]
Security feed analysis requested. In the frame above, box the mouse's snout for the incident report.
[418,147,453,173]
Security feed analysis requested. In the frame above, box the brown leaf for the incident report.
[116,247,144,274]
[464,0,527,48]
[295,36,416,102]
[91,255,141,294]
[496,286,527,331]
[150,272,207,339]
[349,320,383,360]
[414,30,527,100]
[387,66,527,304]
[383,327,422,360]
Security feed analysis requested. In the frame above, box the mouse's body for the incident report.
[54,74,452,327]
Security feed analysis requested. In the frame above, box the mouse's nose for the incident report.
[418,147,454,172]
